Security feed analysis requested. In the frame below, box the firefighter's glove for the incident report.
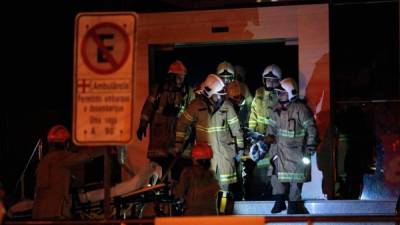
[305,145,316,156]
[136,121,147,141]
[235,149,245,162]
[172,143,183,157]
[249,141,268,162]
[303,145,315,165]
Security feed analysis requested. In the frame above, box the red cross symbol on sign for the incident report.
[81,22,130,75]
[77,79,91,93]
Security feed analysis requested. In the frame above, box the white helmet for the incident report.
[216,61,235,84]
[197,74,226,98]
[262,64,282,80]
[276,78,298,101]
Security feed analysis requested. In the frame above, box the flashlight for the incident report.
[302,157,310,165]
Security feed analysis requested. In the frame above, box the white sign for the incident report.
[73,12,137,145]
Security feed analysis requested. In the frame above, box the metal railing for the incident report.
[13,139,42,200]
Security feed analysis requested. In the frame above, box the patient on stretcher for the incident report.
[79,162,162,203]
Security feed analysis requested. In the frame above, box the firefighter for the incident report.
[247,64,282,199]
[173,143,220,216]
[32,125,104,219]
[226,80,252,200]
[249,64,282,135]
[174,74,244,214]
[217,61,252,151]
[267,78,319,214]
[217,61,253,122]
[226,80,251,129]
[136,60,194,177]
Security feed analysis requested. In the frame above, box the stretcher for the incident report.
[73,162,173,219]
[9,162,173,219]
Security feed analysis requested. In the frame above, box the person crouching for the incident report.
[173,143,220,216]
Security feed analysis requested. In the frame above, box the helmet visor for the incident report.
[264,77,280,90]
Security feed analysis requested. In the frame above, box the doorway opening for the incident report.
[149,39,298,96]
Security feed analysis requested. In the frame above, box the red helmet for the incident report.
[47,125,70,143]
[191,143,213,160]
[168,60,187,75]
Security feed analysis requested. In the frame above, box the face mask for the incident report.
[276,90,289,109]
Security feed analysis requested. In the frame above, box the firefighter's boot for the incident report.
[287,201,309,214]
[271,195,286,213]
[217,191,234,215]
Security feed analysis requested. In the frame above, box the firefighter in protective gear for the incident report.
[226,80,253,200]
[216,61,235,84]
[32,125,104,219]
[217,62,253,121]
[267,78,319,214]
[174,74,244,214]
[173,143,220,216]
[249,64,282,133]
[226,80,251,127]
[247,64,282,199]
[137,60,195,173]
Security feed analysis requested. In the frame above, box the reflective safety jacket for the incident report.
[175,97,244,185]
[248,87,278,133]
[248,87,278,167]
[140,81,194,159]
[267,101,318,183]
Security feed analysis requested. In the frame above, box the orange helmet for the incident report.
[168,60,187,75]
[191,143,213,160]
[226,80,245,106]
[47,125,71,143]
[226,80,245,98]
